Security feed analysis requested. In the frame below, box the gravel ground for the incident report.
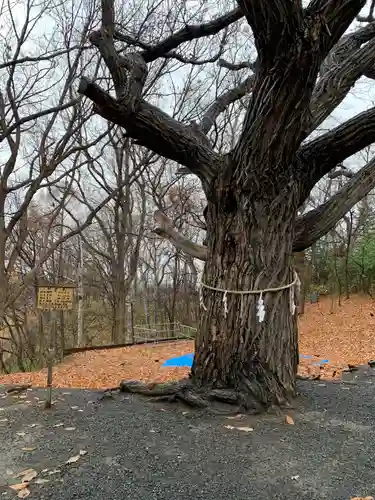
[1,368,375,500]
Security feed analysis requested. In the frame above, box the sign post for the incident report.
[36,285,75,408]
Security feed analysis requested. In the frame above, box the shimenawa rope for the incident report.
[199,271,301,322]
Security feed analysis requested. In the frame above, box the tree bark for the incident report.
[191,187,299,408]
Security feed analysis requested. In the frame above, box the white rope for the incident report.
[199,270,300,322]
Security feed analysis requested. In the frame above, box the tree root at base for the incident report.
[117,378,280,415]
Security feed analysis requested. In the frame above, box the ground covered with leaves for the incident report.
[0,295,374,389]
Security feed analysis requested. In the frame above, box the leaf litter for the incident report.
[0,296,374,389]
[10,450,88,496]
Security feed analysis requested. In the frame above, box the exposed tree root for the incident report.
[117,378,282,415]
[5,384,32,394]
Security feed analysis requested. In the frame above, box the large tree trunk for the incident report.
[191,190,299,409]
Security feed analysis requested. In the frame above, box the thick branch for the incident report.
[237,0,304,66]
[327,166,353,179]
[294,157,375,251]
[306,0,367,56]
[300,106,375,187]
[153,211,207,260]
[90,0,140,101]
[200,75,254,134]
[357,0,375,21]
[78,78,217,181]
[309,26,375,134]
[114,7,243,63]
[156,153,375,255]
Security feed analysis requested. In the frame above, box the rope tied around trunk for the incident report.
[199,271,301,322]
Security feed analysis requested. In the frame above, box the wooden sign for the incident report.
[37,285,75,310]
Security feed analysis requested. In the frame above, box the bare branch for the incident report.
[294,157,375,251]
[153,210,207,260]
[115,7,243,63]
[237,0,304,66]
[309,26,375,134]
[6,179,139,308]
[327,167,354,180]
[357,0,375,21]
[0,45,90,70]
[300,106,375,187]
[0,99,79,142]
[218,58,255,71]
[306,0,367,55]
[78,78,218,181]
[157,149,375,257]
[200,75,254,134]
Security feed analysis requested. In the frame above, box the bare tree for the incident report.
[78,128,149,344]
[76,0,375,410]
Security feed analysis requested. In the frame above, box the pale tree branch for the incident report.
[218,58,255,71]
[327,166,354,179]
[294,156,375,251]
[153,210,207,260]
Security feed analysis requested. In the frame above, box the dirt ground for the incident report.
[0,295,374,389]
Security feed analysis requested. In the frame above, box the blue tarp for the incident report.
[162,353,194,367]
[162,353,329,368]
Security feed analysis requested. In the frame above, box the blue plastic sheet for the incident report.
[162,353,194,367]
[163,353,329,368]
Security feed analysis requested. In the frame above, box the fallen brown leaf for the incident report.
[9,483,28,491]
[14,469,36,479]
[17,488,30,498]
[21,470,37,482]
[285,415,295,425]
[21,447,36,452]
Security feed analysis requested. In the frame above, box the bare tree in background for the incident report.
[78,127,149,344]
[0,0,145,366]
